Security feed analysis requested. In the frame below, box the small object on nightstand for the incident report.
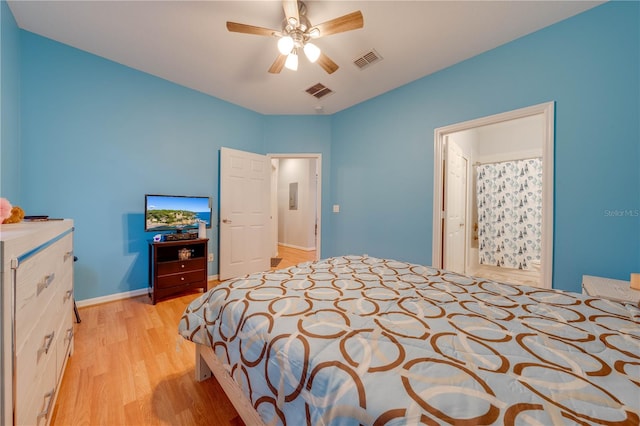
[630,273,640,291]
[582,275,640,304]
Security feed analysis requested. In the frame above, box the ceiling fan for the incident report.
[226,0,364,74]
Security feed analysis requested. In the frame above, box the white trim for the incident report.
[433,102,555,289]
[76,275,219,307]
[267,153,322,261]
[75,288,149,308]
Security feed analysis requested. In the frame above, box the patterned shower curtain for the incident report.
[476,158,542,270]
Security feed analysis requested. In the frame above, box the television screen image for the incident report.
[145,195,212,232]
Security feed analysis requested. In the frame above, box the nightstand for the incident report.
[582,275,640,304]
[149,238,208,304]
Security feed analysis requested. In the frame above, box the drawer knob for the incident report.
[64,289,73,302]
[37,389,55,421]
[37,273,56,296]
[38,331,55,359]
[181,264,185,268]
[181,277,185,281]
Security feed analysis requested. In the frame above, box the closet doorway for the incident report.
[432,102,554,288]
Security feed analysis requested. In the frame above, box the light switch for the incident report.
[333,204,340,213]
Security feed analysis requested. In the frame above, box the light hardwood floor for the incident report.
[51,245,315,426]
[271,244,317,270]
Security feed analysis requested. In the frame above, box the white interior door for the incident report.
[219,147,270,280]
[444,138,468,274]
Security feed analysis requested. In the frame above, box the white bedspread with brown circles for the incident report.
[179,255,640,425]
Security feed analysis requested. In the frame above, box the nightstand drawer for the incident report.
[156,270,205,288]
[157,258,205,276]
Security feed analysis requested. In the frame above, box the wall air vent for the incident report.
[353,49,383,70]
[305,83,333,99]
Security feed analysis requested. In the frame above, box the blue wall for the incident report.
[2,1,638,300]
[330,1,640,292]
[19,32,266,300]
[0,0,21,203]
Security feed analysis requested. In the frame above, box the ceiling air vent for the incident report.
[306,83,333,99]
[353,49,383,70]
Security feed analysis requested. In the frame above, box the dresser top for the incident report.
[582,275,640,304]
[0,220,74,268]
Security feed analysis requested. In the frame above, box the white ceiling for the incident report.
[8,1,603,115]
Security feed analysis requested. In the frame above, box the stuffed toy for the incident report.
[2,205,25,224]
[0,198,13,222]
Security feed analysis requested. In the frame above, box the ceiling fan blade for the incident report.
[317,52,339,74]
[282,0,300,26]
[310,11,364,38]
[268,54,287,74]
[226,22,279,37]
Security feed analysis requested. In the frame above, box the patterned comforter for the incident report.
[178,255,640,425]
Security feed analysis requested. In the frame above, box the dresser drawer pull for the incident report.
[37,389,55,420]
[38,331,55,358]
[64,289,73,302]
[36,273,56,296]
[65,327,74,342]
[64,250,74,262]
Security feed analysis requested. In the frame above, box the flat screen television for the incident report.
[144,194,212,232]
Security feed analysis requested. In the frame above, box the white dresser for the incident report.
[1,220,75,426]
[582,274,640,304]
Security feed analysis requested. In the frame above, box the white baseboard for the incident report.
[76,275,219,308]
[75,288,149,308]
[278,242,316,251]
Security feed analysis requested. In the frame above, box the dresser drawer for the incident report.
[156,269,205,289]
[15,233,73,350]
[157,258,206,276]
[15,292,60,410]
[16,348,57,426]
[55,309,74,383]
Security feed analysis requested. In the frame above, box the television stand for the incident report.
[148,238,208,304]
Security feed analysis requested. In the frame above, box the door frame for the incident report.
[268,153,322,259]
[432,102,555,288]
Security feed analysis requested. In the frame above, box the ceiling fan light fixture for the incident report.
[285,50,299,71]
[308,27,320,38]
[303,42,321,63]
[287,16,298,27]
[278,36,294,55]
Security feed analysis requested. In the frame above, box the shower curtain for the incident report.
[476,158,542,270]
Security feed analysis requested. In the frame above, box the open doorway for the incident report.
[269,154,321,268]
[433,102,554,289]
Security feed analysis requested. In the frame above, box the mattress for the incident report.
[178,255,640,425]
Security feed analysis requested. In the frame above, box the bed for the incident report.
[178,255,640,425]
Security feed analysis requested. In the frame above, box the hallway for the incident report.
[270,244,317,270]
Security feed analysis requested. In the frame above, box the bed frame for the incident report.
[195,343,267,426]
